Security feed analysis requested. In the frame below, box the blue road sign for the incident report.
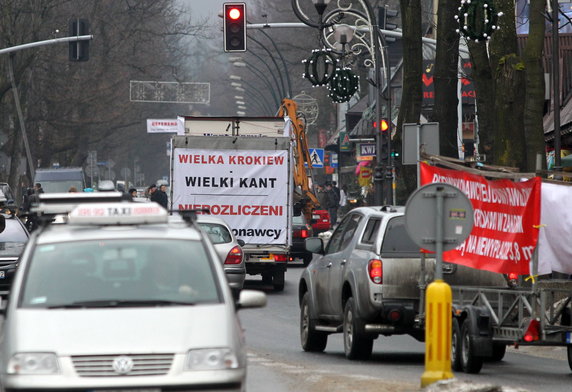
[307,148,324,168]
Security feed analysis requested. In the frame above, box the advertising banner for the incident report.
[146,119,183,134]
[172,148,289,245]
[420,163,541,274]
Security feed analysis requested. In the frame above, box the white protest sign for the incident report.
[172,148,289,245]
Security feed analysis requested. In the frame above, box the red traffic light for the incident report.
[223,3,246,52]
[228,7,241,20]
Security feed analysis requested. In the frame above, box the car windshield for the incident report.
[20,239,222,308]
[198,222,232,244]
[0,219,28,256]
[292,215,305,224]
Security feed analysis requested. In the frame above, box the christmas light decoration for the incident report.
[455,0,502,42]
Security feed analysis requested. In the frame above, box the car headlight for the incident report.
[7,353,60,375]
[185,348,238,370]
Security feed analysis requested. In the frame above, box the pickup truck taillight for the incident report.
[368,259,383,284]
[224,246,243,265]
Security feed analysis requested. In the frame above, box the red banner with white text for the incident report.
[420,163,541,275]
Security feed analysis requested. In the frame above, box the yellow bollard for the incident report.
[420,279,454,387]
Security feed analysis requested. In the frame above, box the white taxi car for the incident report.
[0,201,265,392]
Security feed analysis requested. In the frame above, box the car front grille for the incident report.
[71,353,174,377]
[0,257,18,267]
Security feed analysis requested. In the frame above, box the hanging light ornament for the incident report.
[302,48,338,87]
[327,67,359,103]
[454,0,503,42]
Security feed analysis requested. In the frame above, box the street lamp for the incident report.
[236,101,246,105]
[229,74,242,80]
[231,60,281,107]
[231,82,242,88]
[234,95,244,99]
[238,105,247,110]
[292,0,393,205]
[237,111,246,116]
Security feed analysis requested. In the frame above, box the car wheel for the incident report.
[300,292,327,352]
[343,297,373,360]
[451,317,462,371]
[460,321,483,373]
[489,342,506,362]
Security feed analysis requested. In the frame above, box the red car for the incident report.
[311,209,331,235]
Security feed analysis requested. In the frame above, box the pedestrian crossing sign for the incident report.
[307,148,324,168]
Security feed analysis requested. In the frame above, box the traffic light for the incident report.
[373,119,390,132]
[69,18,89,61]
[223,3,246,52]
[378,6,398,43]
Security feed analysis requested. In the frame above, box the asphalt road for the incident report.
[241,263,572,392]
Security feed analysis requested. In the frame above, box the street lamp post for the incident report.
[292,0,393,205]
[231,62,281,107]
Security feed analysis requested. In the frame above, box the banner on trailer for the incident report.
[172,148,289,245]
[420,162,541,275]
[538,182,572,275]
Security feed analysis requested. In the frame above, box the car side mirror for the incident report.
[305,237,324,255]
[236,289,266,310]
[237,239,245,247]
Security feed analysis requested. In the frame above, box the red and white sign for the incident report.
[420,163,541,275]
[172,148,289,244]
[147,119,183,135]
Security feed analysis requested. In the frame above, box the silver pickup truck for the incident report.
[299,205,506,360]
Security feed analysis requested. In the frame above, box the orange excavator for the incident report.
[278,98,321,223]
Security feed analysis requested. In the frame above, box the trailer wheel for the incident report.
[490,343,507,362]
[567,345,572,372]
[343,297,373,360]
[300,292,327,352]
[451,317,462,371]
[461,321,483,373]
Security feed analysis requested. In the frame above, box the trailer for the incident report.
[420,153,572,374]
[451,278,572,373]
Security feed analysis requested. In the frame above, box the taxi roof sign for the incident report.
[68,202,168,225]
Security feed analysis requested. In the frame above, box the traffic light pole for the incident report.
[0,35,92,56]
[1,34,92,184]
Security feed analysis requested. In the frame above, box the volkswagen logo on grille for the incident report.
[112,356,134,374]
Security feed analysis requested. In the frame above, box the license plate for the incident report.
[0,271,5,279]
[258,257,274,262]
[567,332,572,344]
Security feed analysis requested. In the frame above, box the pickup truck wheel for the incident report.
[262,272,272,285]
[451,317,462,371]
[460,321,483,373]
[300,292,327,352]
[490,343,506,362]
[343,297,373,360]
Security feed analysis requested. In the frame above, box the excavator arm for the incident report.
[279,98,320,222]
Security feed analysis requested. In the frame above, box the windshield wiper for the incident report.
[47,299,196,309]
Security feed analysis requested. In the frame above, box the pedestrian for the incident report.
[324,182,340,229]
[151,184,169,210]
[339,184,348,216]
[332,181,341,200]
[128,188,137,199]
[147,184,157,200]
[68,186,78,192]
[34,183,44,194]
